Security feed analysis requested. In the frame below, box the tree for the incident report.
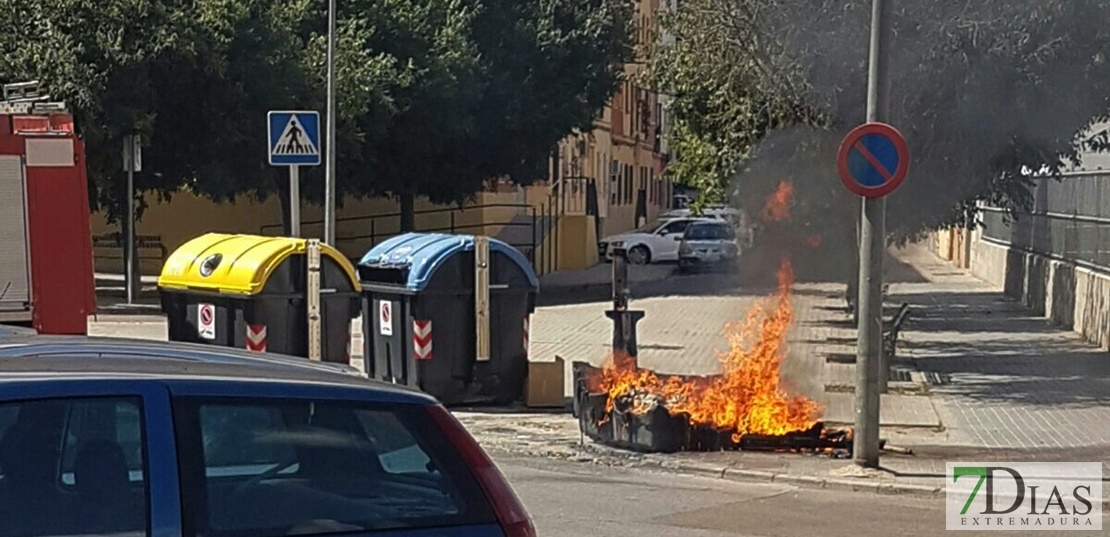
[1,0,633,235]
[466,0,634,182]
[355,0,635,228]
[0,0,211,222]
[651,0,1110,245]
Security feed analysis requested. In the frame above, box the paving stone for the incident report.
[890,245,1110,450]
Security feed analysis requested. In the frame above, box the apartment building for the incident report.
[549,0,674,240]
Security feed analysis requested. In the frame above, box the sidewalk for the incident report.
[455,411,1110,505]
[469,242,1110,499]
[530,260,941,430]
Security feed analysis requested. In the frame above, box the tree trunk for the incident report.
[399,190,416,232]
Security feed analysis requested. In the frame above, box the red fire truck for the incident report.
[0,80,96,335]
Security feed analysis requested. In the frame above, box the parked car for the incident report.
[677,220,740,273]
[599,217,715,265]
[660,205,740,223]
[0,335,536,537]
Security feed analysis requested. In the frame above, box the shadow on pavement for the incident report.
[886,284,1110,408]
[888,291,1058,334]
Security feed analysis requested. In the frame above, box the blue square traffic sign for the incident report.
[268,111,321,166]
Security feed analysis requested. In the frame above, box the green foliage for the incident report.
[0,0,633,222]
[652,0,1110,242]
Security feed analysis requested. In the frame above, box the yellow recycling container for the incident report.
[157,233,360,364]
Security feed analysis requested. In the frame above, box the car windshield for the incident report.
[173,397,496,537]
[684,224,734,241]
[634,220,665,233]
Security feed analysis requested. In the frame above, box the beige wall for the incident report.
[549,0,670,245]
[94,186,554,275]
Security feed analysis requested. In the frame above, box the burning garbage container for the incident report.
[357,232,539,405]
[157,233,360,363]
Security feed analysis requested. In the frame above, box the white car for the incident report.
[661,205,741,223]
[677,220,740,273]
[599,217,716,265]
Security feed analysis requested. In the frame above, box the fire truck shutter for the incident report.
[0,155,29,311]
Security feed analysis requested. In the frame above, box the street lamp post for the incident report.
[324,0,338,246]
[853,0,892,469]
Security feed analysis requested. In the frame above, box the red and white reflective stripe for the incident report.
[413,320,433,360]
[523,316,530,358]
[245,324,267,352]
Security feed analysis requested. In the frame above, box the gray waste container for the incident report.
[357,233,539,405]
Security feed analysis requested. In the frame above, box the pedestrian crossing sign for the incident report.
[267,111,321,166]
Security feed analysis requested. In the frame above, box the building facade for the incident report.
[549,0,673,240]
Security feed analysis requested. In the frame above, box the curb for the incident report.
[636,458,1110,508]
[668,461,943,498]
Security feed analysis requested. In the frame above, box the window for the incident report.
[659,220,693,235]
[685,223,735,241]
[175,398,496,537]
[0,397,148,537]
[625,164,634,204]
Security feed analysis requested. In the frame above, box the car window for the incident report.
[659,220,693,235]
[685,224,735,241]
[174,398,497,537]
[0,397,148,537]
[633,220,664,233]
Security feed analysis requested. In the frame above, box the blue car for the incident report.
[0,336,535,537]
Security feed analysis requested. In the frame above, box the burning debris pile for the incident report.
[573,181,859,456]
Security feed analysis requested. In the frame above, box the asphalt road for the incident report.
[496,455,1107,537]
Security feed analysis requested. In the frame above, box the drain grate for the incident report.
[889,369,913,383]
[925,371,952,385]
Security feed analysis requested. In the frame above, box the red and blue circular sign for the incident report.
[837,122,910,198]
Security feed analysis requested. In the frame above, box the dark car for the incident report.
[0,336,535,537]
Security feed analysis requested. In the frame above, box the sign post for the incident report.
[838,0,903,471]
[267,111,321,237]
[122,134,141,304]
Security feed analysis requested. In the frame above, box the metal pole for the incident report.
[854,0,891,469]
[290,165,302,237]
[323,0,338,245]
[125,137,136,305]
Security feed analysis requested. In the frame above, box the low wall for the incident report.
[968,231,1110,350]
[92,187,552,275]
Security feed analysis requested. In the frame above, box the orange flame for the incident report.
[596,256,823,438]
[762,181,794,222]
[595,178,821,439]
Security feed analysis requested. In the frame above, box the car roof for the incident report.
[0,334,435,404]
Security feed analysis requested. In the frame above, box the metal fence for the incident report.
[980,173,1110,272]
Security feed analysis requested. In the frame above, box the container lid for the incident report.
[157,233,359,295]
[358,232,539,292]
